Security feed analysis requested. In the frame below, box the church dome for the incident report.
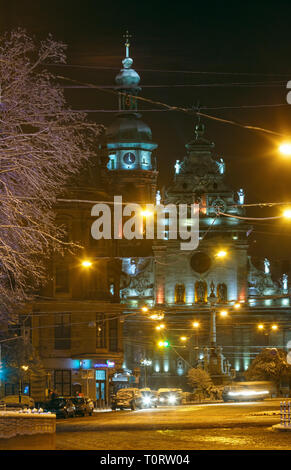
[106,113,152,142]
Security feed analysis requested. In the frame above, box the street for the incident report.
[55,399,291,450]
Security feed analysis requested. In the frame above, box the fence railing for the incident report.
[280,401,291,427]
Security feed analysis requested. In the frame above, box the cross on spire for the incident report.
[123,30,132,58]
[192,99,201,125]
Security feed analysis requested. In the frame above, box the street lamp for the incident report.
[282,208,291,219]
[279,142,291,156]
[219,309,228,317]
[180,336,188,342]
[215,250,228,259]
[257,323,279,346]
[140,359,152,388]
[81,259,92,268]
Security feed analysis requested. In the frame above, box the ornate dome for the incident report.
[115,58,140,88]
[106,113,152,142]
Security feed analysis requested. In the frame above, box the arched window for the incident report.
[195,281,207,303]
[175,284,185,304]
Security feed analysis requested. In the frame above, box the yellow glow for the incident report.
[192,321,200,328]
[141,210,153,217]
[216,250,228,259]
[141,306,149,313]
[81,260,92,268]
[150,313,164,320]
[220,310,228,317]
[271,324,278,331]
[21,365,29,371]
[234,303,241,309]
[283,208,291,219]
[279,142,291,156]
[258,324,264,330]
[180,336,188,342]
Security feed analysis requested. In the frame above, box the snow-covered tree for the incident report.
[245,348,291,395]
[187,367,213,400]
[0,29,102,317]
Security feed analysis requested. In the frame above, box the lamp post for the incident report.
[257,323,279,346]
[140,359,152,388]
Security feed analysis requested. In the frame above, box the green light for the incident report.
[163,341,169,348]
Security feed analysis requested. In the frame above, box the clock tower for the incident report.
[103,32,158,204]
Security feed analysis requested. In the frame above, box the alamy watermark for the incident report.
[91,196,199,251]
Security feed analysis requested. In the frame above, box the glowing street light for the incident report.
[180,336,188,342]
[192,321,200,328]
[271,324,278,331]
[219,310,228,317]
[156,323,165,331]
[279,142,291,156]
[216,250,228,259]
[257,324,264,330]
[234,303,241,310]
[141,209,153,217]
[81,260,92,268]
[141,306,149,313]
[283,208,291,219]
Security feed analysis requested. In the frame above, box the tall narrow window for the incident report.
[54,313,71,350]
[96,313,106,349]
[55,264,70,294]
[54,369,71,396]
[109,318,118,352]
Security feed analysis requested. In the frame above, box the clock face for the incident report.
[123,152,136,165]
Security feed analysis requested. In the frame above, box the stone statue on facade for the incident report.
[237,188,245,205]
[195,280,207,303]
[217,283,227,303]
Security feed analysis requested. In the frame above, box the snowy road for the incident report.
[55,399,291,450]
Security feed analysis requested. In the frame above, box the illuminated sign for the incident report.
[94,360,115,369]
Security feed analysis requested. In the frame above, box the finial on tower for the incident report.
[122,31,133,69]
[193,99,205,139]
[123,30,132,58]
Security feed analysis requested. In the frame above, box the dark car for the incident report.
[42,397,76,418]
[71,397,94,416]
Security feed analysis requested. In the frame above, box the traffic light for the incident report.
[158,340,169,348]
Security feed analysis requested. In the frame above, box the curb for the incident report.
[272,424,291,432]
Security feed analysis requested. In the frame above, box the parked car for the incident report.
[71,396,94,416]
[42,397,76,418]
[1,395,35,409]
[111,388,143,411]
[158,388,183,406]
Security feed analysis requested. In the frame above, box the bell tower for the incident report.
[103,32,158,204]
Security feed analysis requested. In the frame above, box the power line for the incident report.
[56,74,290,138]
[48,63,291,77]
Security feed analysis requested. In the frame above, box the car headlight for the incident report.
[168,394,177,404]
[143,397,152,406]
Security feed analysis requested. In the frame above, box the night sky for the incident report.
[2,0,291,277]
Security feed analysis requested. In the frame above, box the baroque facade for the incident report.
[102,39,291,389]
